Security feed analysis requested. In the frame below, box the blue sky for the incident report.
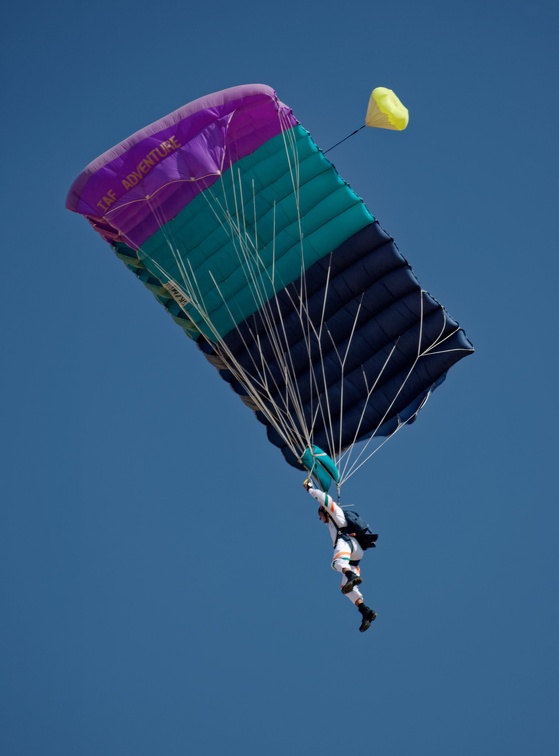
[2,1,558,754]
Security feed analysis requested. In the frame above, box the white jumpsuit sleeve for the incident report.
[306,486,347,528]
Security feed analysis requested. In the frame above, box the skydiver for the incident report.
[304,478,377,633]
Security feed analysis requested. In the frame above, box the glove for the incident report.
[303,478,313,491]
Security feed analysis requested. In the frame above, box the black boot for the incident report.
[341,570,362,594]
[358,604,377,633]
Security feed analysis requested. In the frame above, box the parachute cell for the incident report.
[67,84,473,486]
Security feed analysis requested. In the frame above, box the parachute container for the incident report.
[301,446,340,492]
[67,84,473,484]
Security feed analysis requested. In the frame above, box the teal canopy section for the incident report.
[133,125,375,341]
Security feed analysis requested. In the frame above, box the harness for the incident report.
[325,507,378,560]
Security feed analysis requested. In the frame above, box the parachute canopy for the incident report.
[67,84,473,487]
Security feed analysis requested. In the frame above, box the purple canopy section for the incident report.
[66,84,297,250]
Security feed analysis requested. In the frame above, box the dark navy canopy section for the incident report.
[198,221,474,470]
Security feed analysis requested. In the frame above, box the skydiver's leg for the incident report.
[340,560,377,630]
[332,537,364,596]
[341,567,364,604]
[331,539,352,575]
[331,538,376,630]
[331,538,376,631]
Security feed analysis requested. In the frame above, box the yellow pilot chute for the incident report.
[365,87,409,131]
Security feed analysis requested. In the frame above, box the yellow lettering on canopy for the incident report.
[96,189,117,213]
[119,134,183,193]
[98,134,184,211]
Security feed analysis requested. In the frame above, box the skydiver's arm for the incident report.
[306,485,346,528]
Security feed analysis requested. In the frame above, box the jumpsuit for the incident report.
[306,486,364,605]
